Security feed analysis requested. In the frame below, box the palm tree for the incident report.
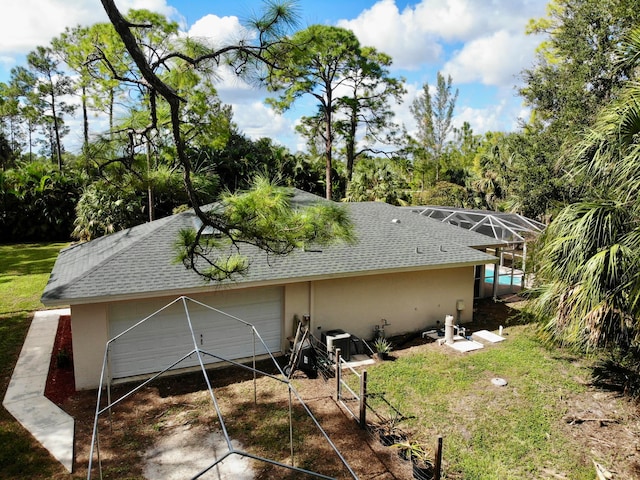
[344,158,408,205]
[526,27,640,353]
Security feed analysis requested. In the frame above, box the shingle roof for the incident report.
[41,191,501,306]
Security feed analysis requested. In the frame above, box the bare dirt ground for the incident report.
[58,365,413,479]
[46,297,640,479]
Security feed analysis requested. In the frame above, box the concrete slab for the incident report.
[3,371,45,403]
[2,309,74,473]
[342,354,375,368]
[445,335,484,353]
[472,330,506,343]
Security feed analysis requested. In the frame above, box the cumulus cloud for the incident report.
[229,100,297,148]
[413,0,542,41]
[0,0,177,55]
[454,103,506,134]
[2,0,548,153]
[183,15,295,147]
[443,29,541,87]
[454,100,530,134]
[337,0,442,70]
[186,13,253,48]
[337,0,546,83]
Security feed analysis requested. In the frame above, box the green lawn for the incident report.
[0,243,67,315]
[363,325,597,479]
[0,242,73,480]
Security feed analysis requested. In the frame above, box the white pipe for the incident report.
[445,315,454,344]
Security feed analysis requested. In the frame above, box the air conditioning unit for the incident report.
[325,332,351,361]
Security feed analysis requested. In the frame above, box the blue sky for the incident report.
[0,0,549,154]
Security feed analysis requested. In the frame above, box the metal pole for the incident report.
[522,242,528,287]
[434,435,443,480]
[359,370,367,429]
[253,328,257,405]
[493,248,500,301]
[288,386,294,466]
[335,348,341,402]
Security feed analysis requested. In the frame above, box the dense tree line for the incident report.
[0,3,509,245]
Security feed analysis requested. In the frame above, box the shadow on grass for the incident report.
[591,357,640,399]
[0,313,32,398]
[0,421,60,479]
[0,243,65,277]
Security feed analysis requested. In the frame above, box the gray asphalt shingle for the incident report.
[41,191,501,305]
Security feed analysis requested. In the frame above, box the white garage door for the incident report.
[108,287,282,379]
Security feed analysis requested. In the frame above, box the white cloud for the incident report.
[453,96,532,134]
[413,0,543,41]
[412,0,477,41]
[443,29,540,87]
[186,13,253,48]
[0,0,177,55]
[400,80,526,138]
[214,65,269,104]
[229,101,295,146]
[392,82,420,135]
[454,103,506,134]
[1,0,549,154]
[337,0,546,73]
[337,0,442,70]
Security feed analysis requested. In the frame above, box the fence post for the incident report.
[359,370,367,429]
[434,435,443,480]
[335,348,341,402]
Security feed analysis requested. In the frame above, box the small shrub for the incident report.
[56,348,71,369]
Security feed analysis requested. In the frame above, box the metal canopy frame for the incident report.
[87,296,358,480]
[406,206,545,244]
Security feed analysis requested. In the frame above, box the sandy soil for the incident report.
[143,424,255,480]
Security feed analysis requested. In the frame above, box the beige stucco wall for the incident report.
[70,303,109,390]
[283,282,311,349]
[285,266,475,342]
[71,267,474,389]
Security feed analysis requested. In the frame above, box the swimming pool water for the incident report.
[484,266,522,286]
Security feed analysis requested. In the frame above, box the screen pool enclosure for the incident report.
[87,295,359,480]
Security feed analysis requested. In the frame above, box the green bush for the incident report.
[0,160,81,242]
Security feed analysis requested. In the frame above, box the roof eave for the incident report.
[44,259,498,307]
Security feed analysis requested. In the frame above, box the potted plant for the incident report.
[411,445,434,480]
[372,412,406,446]
[373,337,392,360]
[391,440,425,462]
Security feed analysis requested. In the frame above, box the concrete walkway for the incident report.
[3,309,74,473]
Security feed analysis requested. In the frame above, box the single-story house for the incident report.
[41,190,504,390]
